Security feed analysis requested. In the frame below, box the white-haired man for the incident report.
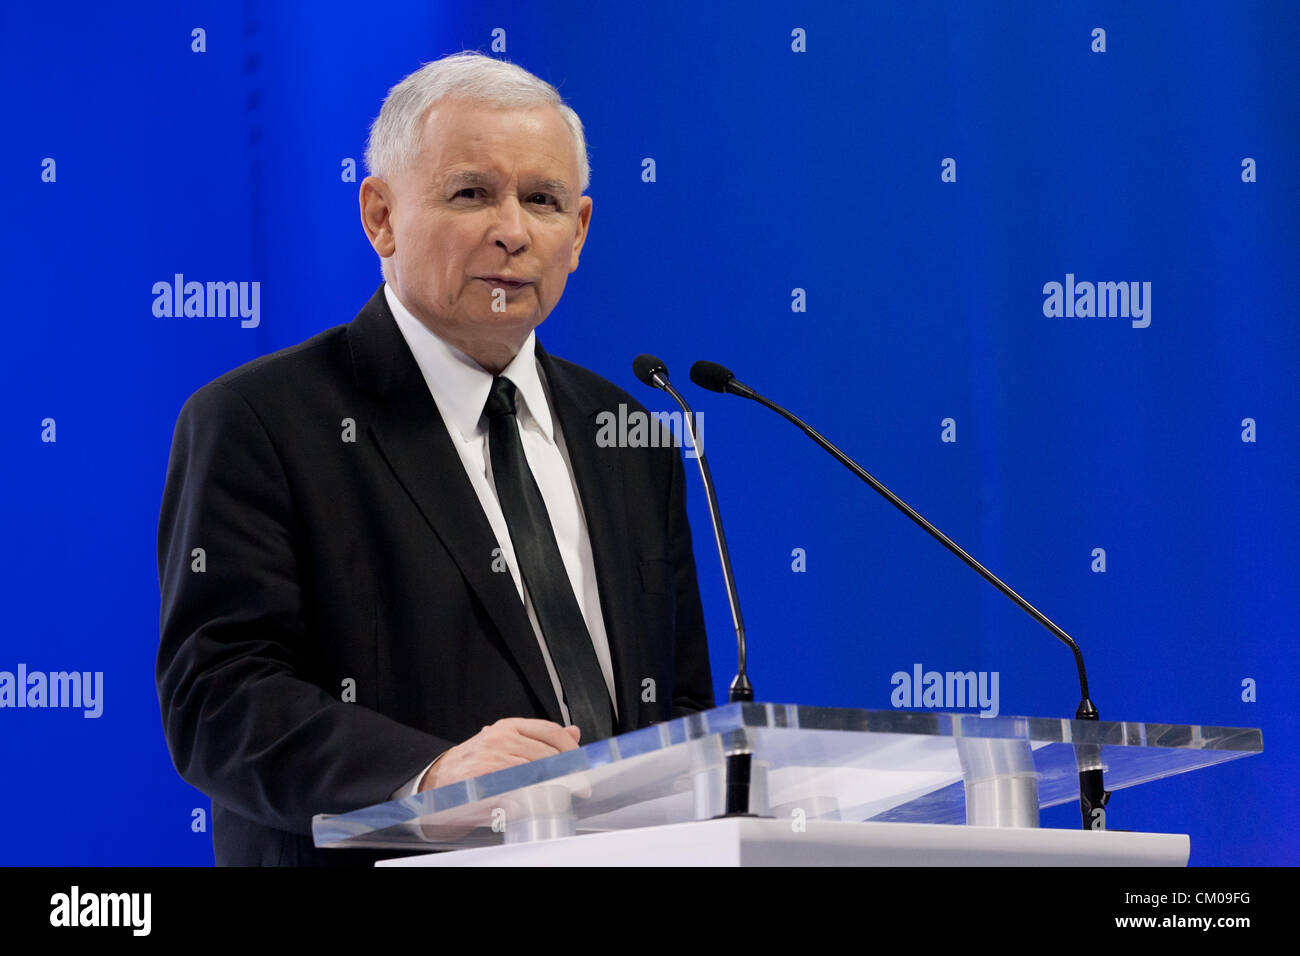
[156,52,714,866]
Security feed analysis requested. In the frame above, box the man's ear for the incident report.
[359,176,397,258]
[569,195,593,272]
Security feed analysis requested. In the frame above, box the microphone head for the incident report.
[633,354,670,388]
[690,360,737,393]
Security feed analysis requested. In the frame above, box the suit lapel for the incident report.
[346,286,564,725]
[538,344,644,733]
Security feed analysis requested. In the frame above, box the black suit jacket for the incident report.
[156,285,714,866]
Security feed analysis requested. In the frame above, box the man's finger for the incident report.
[499,717,582,751]
[495,735,569,762]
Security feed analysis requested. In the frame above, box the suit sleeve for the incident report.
[665,443,717,716]
[156,381,452,835]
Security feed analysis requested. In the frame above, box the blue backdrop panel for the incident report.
[2,0,1295,864]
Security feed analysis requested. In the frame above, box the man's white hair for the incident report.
[364,51,590,192]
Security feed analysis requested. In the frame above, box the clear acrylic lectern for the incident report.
[312,702,1261,858]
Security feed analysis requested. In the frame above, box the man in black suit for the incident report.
[156,52,714,866]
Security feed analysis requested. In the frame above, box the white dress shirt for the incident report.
[383,283,617,798]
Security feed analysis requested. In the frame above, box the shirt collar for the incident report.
[384,283,554,444]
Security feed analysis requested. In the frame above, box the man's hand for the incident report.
[418,718,581,792]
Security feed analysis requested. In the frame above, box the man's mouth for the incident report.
[477,276,533,291]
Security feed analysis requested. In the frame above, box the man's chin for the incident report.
[465,303,548,332]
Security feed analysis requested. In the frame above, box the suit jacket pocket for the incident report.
[637,558,673,595]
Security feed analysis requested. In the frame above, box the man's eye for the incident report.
[529,193,557,207]
[453,188,483,200]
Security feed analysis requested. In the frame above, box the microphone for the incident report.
[631,354,669,390]
[690,360,1110,831]
[691,361,755,398]
[633,355,752,706]
[635,355,757,819]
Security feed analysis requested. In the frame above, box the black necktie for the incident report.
[484,376,615,743]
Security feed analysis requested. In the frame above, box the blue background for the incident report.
[2,0,1296,865]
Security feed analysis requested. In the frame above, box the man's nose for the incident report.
[490,195,529,254]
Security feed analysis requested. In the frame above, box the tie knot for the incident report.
[484,376,518,420]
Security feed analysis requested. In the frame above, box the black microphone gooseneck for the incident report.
[633,355,752,705]
[690,360,1109,830]
[634,354,756,818]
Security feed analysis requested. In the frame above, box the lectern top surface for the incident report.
[312,702,1262,850]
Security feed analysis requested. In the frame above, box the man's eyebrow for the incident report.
[529,178,572,198]
[440,170,572,199]
[442,170,496,190]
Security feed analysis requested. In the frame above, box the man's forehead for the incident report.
[416,99,577,183]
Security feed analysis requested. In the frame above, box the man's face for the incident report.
[361,97,592,363]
